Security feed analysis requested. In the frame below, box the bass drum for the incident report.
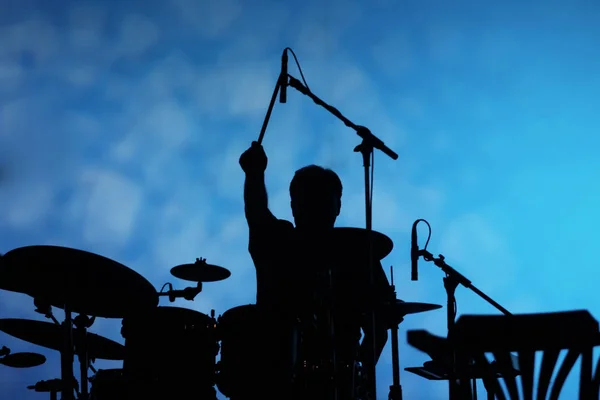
[216,304,299,399]
[121,306,218,399]
[90,369,125,400]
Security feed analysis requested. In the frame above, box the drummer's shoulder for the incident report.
[249,213,293,231]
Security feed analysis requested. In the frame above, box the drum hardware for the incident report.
[388,266,403,400]
[32,297,78,399]
[411,218,512,400]
[0,245,157,400]
[29,301,97,399]
[288,228,395,400]
[320,263,340,400]
[34,298,61,325]
[170,257,232,282]
[373,263,442,400]
[0,319,125,361]
[28,378,78,400]
[32,299,101,388]
[33,297,100,380]
[73,314,96,400]
[0,223,510,400]
[158,281,203,302]
[0,317,125,400]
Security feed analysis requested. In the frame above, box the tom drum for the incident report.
[216,304,299,399]
[121,306,218,398]
[90,369,125,400]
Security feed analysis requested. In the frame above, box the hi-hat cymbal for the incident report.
[0,245,158,318]
[0,319,125,360]
[171,258,231,282]
[0,352,46,368]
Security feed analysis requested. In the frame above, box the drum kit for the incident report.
[0,228,443,400]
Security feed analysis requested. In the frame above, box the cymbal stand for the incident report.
[388,266,403,400]
[73,314,95,400]
[34,298,60,325]
[88,362,98,374]
[61,304,75,400]
[287,74,398,400]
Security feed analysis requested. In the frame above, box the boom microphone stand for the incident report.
[287,75,398,400]
[416,249,512,400]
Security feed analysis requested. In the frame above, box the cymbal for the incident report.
[386,300,442,324]
[0,352,46,368]
[0,319,125,360]
[0,246,158,318]
[331,228,393,260]
[171,258,231,282]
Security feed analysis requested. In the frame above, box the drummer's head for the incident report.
[290,165,342,230]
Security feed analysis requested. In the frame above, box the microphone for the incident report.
[279,48,288,103]
[411,220,420,281]
[167,284,203,302]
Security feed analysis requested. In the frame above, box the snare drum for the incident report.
[216,304,299,399]
[90,369,125,400]
[121,306,218,398]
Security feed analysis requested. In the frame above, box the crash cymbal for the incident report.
[0,245,158,318]
[171,258,231,282]
[0,352,46,368]
[331,228,393,260]
[0,319,125,360]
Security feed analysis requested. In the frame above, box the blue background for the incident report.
[1,0,600,398]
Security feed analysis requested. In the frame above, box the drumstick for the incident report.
[257,76,284,145]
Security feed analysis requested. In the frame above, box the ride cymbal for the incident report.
[171,258,231,282]
[391,300,442,316]
[0,319,125,360]
[331,227,394,260]
[0,352,46,368]
[385,300,442,325]
[0,245,158,318]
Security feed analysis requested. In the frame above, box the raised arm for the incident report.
[240,141,276,228]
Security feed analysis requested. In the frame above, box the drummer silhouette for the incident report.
[239,141,391,399]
